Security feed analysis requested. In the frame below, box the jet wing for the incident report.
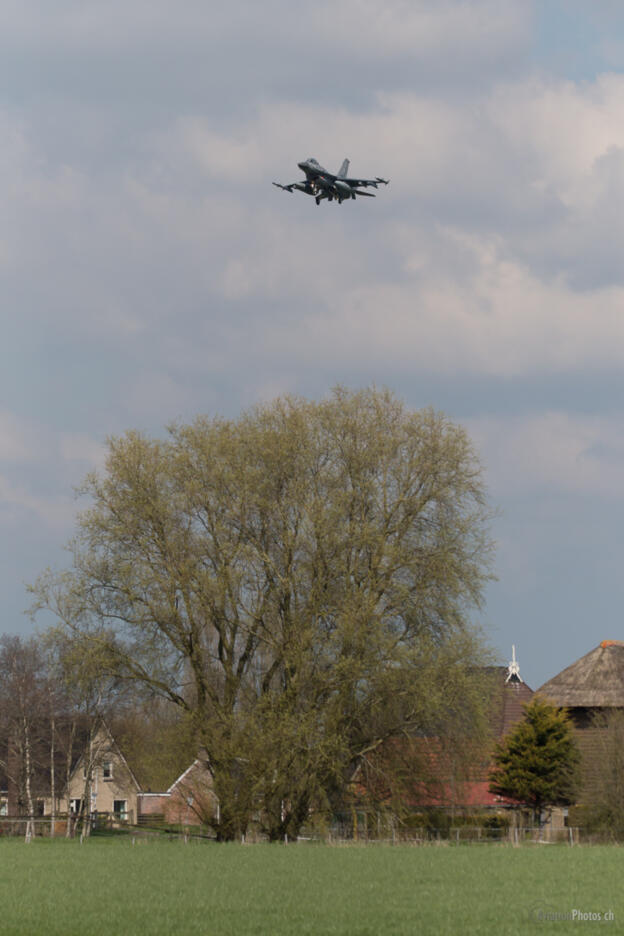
[272,182,296,193]
[345,177,389,189]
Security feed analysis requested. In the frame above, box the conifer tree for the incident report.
[489,696,580,827]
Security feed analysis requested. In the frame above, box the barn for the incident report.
[538,639,624,821]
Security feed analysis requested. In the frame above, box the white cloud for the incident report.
[170,72,624,245]
[0,411,34,461]
[0,474,76,532]
[489,75,624,189]
[0,412,104,531]
[142,74,624,380]
[124,372,196,426]
[58,433,107,468]
[177,121,264,182]
[467,411,624,498]
[195,222,624,379]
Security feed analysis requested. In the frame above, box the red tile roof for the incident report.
[354,667,534,810]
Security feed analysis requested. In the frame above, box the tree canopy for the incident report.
[34,386,495,839]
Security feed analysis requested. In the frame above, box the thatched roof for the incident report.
[538,641,624,708]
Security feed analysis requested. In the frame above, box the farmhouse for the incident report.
[59,722,143,824]
[55,724,217,829]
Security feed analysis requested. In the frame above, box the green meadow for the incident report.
[0,839,621,935]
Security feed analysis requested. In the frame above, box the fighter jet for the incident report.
[273,157,389,205]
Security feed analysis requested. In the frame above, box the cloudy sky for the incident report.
[3,0,624,688]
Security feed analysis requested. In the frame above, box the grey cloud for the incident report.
[0,0,529,60]
[3,0,624,699]
[0,0,532,154]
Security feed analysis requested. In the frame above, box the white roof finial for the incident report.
[505,644,522,683]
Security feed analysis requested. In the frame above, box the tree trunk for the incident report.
[65,720,76,837]
[210,756,252,842]
[81,730,94,838]
[265,791,309,843]
[214,803,242,842]
[23,717,35,843]
[50,715,56,838]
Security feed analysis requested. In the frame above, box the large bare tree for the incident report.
[33,387,495,840]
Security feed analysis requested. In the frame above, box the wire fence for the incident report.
[0,815,217,842]
[323,825,581,846]
[0,816,591,846]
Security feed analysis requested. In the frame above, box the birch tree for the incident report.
[0,637,49,840]
[43,630,129,837]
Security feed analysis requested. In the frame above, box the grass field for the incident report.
[0,838,621,935]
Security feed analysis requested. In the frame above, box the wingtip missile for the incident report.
[273,182,294,193]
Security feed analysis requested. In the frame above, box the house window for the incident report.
[113,800,128,821]
[563,807,569,828]
[102,762,113,780]
[0,801,7,816]
[70,799,82,815]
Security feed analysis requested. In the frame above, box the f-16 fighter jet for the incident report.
[273,157,389,205]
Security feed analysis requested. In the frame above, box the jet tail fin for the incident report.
[338,158,350,178]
